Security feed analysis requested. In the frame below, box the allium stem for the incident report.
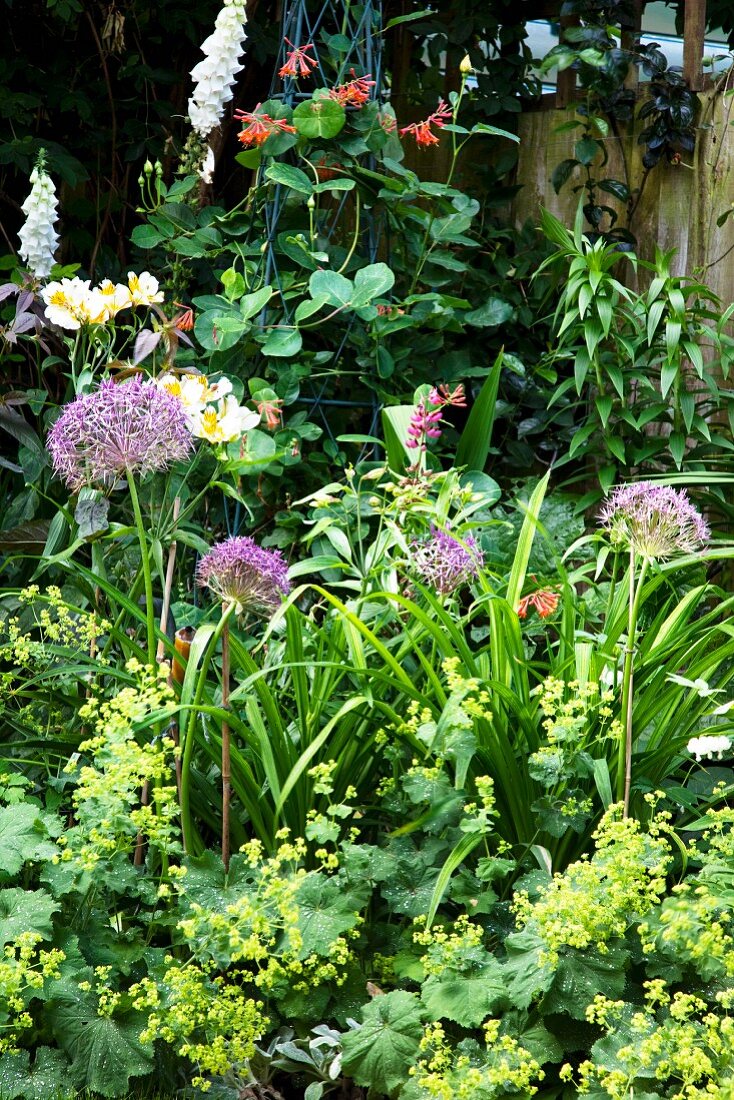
[179,600,237,856]
[127,471,156,665]
[221,607,232,871]
[618,549,648,816]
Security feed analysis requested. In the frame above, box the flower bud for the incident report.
[144,159,154,175]
[459,54,473,75]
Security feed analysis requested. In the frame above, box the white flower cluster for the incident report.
[687,735,731,762]
[40,272,163,330]
[19,164,60,278]
[188,0,248,140]
[157,372,260,444]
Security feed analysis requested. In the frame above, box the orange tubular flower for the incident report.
[172,303,195,332]
[234,106,297,148]
[279,39,318,79]
[429,383,466,408]
[256,396,284,430]
[400,98,452,148]
[329,70,376,107]
[517,589,560,620]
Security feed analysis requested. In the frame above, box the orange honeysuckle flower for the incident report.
[329,70,376,107]
[517,589,560,620]
[279,39,318,79]
[399,98,452,148]
[173,303,195,331]
[234,106,297,148]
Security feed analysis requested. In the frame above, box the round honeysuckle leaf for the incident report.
[293,98,346,139]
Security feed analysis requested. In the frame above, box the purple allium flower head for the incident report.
[411,526,483,595]
[197,535,290,616]
[599,481,709,559]
[48,377,192,492]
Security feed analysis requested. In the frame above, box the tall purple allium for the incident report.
[599,481,709,559]
[48,377,192,491]
[197,535,290,615]
[411,527,483,595]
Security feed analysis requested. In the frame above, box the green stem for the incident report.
[179,601,237,856]
[127,472,156,665]
[618,548,648,815]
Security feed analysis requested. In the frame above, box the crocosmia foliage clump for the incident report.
[2,0,734,1098]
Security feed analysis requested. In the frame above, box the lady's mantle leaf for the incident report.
[0,888,59,945]
[341,991,424,1096]
[296,873,370,955]
[0,804,56,877]
[421,957,509,1026]
[0,1048,69,1100]
[49,979,153,1097]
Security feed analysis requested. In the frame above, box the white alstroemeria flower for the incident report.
[157,372,211,426]
[41,277,94,330]
[207,376,233,402]
[687,735,732,762]
[127,271,164,307]
[667,673,722,698]
[192,394,260,443]
[97,278,133,318]
[19,161,60,278]
[188,0,248,140]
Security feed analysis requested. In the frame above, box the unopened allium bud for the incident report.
[197,535,290,616]
[18,157,60,279]
[599,481,709,560]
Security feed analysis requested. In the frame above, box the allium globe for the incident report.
[411,527,483,595]
[197,536,290,616]
[48,377,193,491]
[599,481,709,559]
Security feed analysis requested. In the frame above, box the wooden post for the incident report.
[683,0,707,91]
[621,0,643,92]
[555,12,579,109]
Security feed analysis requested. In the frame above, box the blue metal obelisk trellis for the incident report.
[259,0,385,445]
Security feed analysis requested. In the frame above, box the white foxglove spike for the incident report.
[188,0,248,140]
[18,159,60,278]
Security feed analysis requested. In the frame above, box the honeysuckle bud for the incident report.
[18,155,60,279]
[459,54,473,74]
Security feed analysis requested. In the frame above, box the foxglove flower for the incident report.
[48,377,192,492]
[197,535,290,615]
[411,527,483,595]
[599,481,709,560]
[18,159,60,278]
[188,0,248,140]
